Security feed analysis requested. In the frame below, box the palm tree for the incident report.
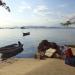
[0,0,10,12]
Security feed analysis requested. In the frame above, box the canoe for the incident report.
[0,41,23,60]
[23,32,30,36]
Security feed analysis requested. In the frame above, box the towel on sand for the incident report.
[45,48,56,57]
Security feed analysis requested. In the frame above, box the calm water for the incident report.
[0,28,75,58]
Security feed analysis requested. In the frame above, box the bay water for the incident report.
[0,28,75,58]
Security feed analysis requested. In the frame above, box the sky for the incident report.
[0,0,75,27]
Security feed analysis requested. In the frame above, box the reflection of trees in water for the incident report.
[0,0,10,12]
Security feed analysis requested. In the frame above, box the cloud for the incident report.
[33,5,51,16]
[18,1,32,13]
[32,4,66,25]
[18,5,31,13]
[62,13,75,22]
[33,5,63,18]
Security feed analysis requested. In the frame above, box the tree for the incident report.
[61,16,75,27]
[0,0,10,12]
[61,21,71,27]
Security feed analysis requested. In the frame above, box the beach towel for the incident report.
[45,48,56,57]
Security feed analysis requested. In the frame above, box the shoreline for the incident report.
[0,47,75,75]
[0,58,75,75]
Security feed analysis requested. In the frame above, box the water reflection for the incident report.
[0,28,75,58]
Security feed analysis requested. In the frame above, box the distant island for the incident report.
[0,26,75,29]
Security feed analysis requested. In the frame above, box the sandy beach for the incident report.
[0,48,75,75]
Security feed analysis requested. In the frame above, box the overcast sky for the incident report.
[0,0,75,27]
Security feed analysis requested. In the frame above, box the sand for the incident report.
[0,48,75,75]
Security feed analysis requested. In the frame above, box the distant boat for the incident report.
[23,32,30,36]
[0,41,23,60]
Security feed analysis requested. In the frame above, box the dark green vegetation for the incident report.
[0,0,10,12]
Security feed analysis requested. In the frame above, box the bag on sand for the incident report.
[45,48,56,57]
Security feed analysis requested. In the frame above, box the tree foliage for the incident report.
[61,17,75,27]
[61,21,71,27]
[0,0,10,12]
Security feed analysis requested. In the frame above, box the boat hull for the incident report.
[23,32,30,36]
[0,42,23,60]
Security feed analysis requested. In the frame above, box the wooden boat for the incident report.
[0,41,23,60]
[23,32,30,36]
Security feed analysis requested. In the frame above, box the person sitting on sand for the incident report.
[59,45,75,66]
[37,40,51,59]
[36,40,62,59]
[64,47,75,66]
[35,39,75,60]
